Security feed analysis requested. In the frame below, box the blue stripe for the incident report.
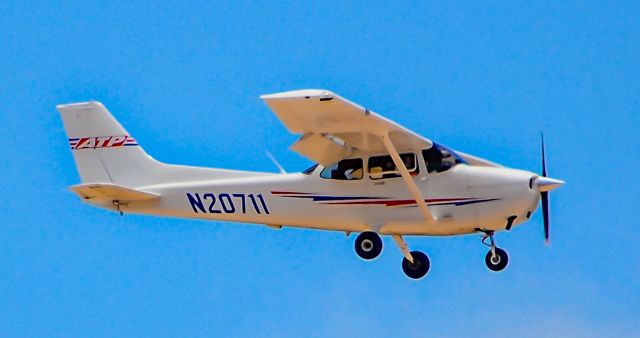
[401,198,501,208]
[450,198,500,206]
[429,198,500,206]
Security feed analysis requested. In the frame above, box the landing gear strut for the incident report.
[354,231,383,260]
[393,235,430,279]
[481,231,509,272]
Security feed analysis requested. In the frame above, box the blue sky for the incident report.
[0,1,638,337]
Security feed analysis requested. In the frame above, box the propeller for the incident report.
[537,133,564,244]
[541,133,550,244]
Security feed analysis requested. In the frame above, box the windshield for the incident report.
[302,164,319,175]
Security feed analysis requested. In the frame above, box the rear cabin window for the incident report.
[368,153,418,180]
[320,158,363,180]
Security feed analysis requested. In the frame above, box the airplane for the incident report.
[58,89,564,280]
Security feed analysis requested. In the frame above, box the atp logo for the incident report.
[69,135,138,150]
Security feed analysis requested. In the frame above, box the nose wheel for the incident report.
[354,231,383,260]
[485,247,509,271]
[481,231,509,272]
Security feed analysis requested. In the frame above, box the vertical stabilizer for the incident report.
[58,102,160,187]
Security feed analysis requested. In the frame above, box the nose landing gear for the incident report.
[481,230,509,272]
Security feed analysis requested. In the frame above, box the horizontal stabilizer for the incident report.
[70,183,160,202]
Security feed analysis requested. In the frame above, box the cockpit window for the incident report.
[320,158,364,180]
[368,153,418,180]
[422,144,464,173]
[302,164,318,175]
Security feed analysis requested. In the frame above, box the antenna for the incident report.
[266,151,286,174]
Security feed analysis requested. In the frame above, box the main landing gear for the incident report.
[354,231,383,260]
[401,250,430,280]
[392,235,430,279]
[481,230,509,272]
[353,232,431,280]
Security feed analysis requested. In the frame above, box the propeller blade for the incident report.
[541,132,550,244]
[539,132,564,245]
[541,133,547,177]
[541,191,550,244]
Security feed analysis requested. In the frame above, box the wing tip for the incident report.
[260,89,334,101]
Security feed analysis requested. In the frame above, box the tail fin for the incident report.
[58,101,160,187]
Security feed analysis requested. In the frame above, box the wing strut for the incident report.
[379,133,435,224]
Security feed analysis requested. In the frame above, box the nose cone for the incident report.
[537,176,565,192]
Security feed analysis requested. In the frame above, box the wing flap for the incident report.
[290,133,353,166]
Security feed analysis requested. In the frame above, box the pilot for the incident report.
[424,146,444,173]
[403,155,418,176]
[334,160,363,180]
[344,168,363,180]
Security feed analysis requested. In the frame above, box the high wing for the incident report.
[261,89,431,165]
[261,89,501,167]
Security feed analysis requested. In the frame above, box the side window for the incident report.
[320,158,363,180]
[368,153,419,180]
[422,145,461,173]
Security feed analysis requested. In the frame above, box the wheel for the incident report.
[354,231,383,260]
[402,251,431,279]
[485,247,509,272]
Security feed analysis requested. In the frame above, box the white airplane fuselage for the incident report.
[89,163,540,236]
[58,98,564,279]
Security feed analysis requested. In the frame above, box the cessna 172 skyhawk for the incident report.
[58,89,564,279]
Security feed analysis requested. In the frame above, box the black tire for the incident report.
[402,251,431,279]
[354,231,383,260]
[485,247,509,272]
